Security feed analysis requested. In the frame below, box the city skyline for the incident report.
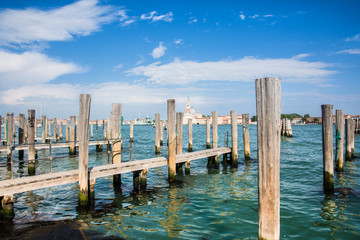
[0,0,359,120]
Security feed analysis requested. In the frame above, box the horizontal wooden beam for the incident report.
[0,147,231,196]
[0,140,110,152]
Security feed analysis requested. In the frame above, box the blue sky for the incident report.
[0,0,359,120]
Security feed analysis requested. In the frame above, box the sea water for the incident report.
[0,124,359,239]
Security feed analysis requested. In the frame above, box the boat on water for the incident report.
[134,117,154,125]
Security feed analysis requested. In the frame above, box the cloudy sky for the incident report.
[0,0,359,120]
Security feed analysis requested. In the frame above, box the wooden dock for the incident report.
[0,140,109,153]
[0,147,231,196]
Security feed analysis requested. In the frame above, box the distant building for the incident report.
[183,97,202,124]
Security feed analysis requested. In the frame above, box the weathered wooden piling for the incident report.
[112,103,122,187]
[69,116,76,155]
[155,113,161,154]
[256,77,281,240]
[212,111,219,168]
[59,121,63,140]
[0,116,2,145]
[286,119,293,137]
[335,110,344,171]
[188,118,193,152]
[242,113,251,160]
[65,120,69,142]
[160,121,164,145]
[34,118,37,138]
[107,118,111,140]
[103,120,106,139]
[206,119,211,149]
[231,111,238,167]
[78,94,91,206]
[130,120,134,143]
[6,113,14,161]
[90,122,93,138]
[47,120,51,137]
[321,104,334,192]
[54,117,58,142]
[18,114,25,160]
[167,99,176,181]
[346,118,355,160]
[95,120,102,152]
[28,110,36,175]
[41,115,46,143]
[176,112,184,173]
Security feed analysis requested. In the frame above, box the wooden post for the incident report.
[231,111,238,167]
[242,113,251,160]
[206,119,211,149]
[53,117,58,142]
[256,77,281,240]
[155,113,161,154]
[112,103,122,187]
[47,120,51,137]
[167,99,176,181]
[69,116,76,155]
[18,114,26,160]
[130,120,134,142]
[103,119,106,139]
[28,110,36,175]
[34,118,37,138]
[346,119,355,160]
[107,118,111,140]
[78,94,91,206]
[160,121,164,145]
[95,120,102,152]
[335,110,344,171]
[6,113,14,161]
[90,122,93,138]
[140,169,148,191]
[176,112,184,173]
[41,115,46,143]
[188,118,193,152]
[212,111,219,168]
[25,117,28,140]
[321,104,334,192]
[65,120,69,142]
[0,116,2,146]
[59,121,63,140]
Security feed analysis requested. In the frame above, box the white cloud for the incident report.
[0,0,116,47]
[150,42,167,59]
[292,53,312,59]
[188,17,198,24]
[128,57,336,85]
[0,50,82,90]
[336,49,360,55]
[249,14,260,19]
[239,14,246,20]
[174,39,183,45]
[345,34,360,42]
[263,14,274,18]
[140,11,173,22]
[113,64,123,71]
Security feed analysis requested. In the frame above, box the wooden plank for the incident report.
[0,147,230,196]
[0,170,79,196]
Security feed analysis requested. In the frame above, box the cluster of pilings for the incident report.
[322,107,357,194]
[281,118,293,137]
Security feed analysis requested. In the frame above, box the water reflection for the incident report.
[158,184,185,238]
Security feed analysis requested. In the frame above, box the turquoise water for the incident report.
[0,124,359,239]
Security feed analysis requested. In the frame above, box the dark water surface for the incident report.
[0,124,359,239]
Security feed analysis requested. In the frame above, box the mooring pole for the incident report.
[78,94,91,206]
[18,114,25,160]
[176,112,184,173]
[112,103,122,187]
[69,116,76,155]
[212,111,219,168]
[6,113,14,162]
[242,113,251,160]
[321,104,334,193]
[206,119,211,149]
[167,99,176,182]
[130,120,134,143]
[335,110,344,171]
[155,113,161,154]
[28,110,36,175]
[231,111,238,167]
[256,77,281,240]
[346,118,355,160]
